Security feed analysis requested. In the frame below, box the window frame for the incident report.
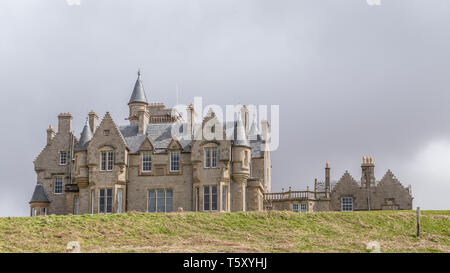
[40,207,46,216]
[90,190,95,214]
[73,195,79,215]
[203,185,218,212]
[169,151,180,172]
[300,203,307,212]
[100,151,114,171]
[204,147,218,169]
[221,185,228,212]
[341,197,354,211]
[54,177,63,194]
[147,188,173,213]
[141,151,152,173]
[292,203,299,212]
[59,151,67,165]
[117,188,123,213]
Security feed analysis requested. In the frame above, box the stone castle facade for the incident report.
[30,72,271,216]
[29,72,413,216]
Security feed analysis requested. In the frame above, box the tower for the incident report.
[128,70,149,133]
[231,112,251,211]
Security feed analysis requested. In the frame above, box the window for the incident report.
[32,208,37,216]
[222,185,228,211]
[156,189,164,212]
[91,190,95,214]
[205,149,211,168]
[106,189,113,213]
[147,189,173,213]
[166,190,173,213]
[101,151,114,171]
[99,189,105,213]
[212,148,217,168]
[74,195,79,215]
[40,207,46,216]
[117,189,123,213]
[142,152,152,172]
[148,190,156,212]
[203,186,210,211]
[266,206,273,211]
[170,151,180,172]
[59,151,67,165]
[195,187,200,211]
[292,203,299,212]
[54,177,63,194]
[211,186,217,211]
[341,197,353,211]
[203,185,218,211]
[300,203,307,212]
[204,148,218,168]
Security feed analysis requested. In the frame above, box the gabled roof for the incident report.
[29,184,50,203]
[129,71,148,104]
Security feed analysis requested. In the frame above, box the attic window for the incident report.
[103,130,110,136]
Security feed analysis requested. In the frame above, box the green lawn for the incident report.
[0,210,448,253]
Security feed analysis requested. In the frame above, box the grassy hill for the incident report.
[0,210,448,253]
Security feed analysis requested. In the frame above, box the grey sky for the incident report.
[0,0,449,216]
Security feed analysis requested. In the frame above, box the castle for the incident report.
[29,72,413,216]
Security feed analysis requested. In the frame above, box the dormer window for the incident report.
[170,151,180,172]
[204,147,218,168]
[101,151,114,171]
[59,151,67,165]
[142,151,152,172]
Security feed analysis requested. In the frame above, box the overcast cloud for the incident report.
[0,0,449,216]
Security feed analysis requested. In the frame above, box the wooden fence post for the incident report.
[416,207,420,237]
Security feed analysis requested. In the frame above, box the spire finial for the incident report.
[137,69,141,77]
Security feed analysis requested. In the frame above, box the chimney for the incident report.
[240,105,249,136]
[88,110,98,134]
[187,103,196,136]
[138,108,149,134]
[325,162,330,192]
[361,156,376,188]
[46,124,56,145]
[58,113,73,133]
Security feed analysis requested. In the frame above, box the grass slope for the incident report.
[0,210,448,253]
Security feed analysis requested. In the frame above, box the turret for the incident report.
[128,70,149,133]
[231,112,251,211]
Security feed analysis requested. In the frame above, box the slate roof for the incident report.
[233,113,251,148]
[119,123,191,154]
[29,184,50,203]
[129,71,148,104]
[75,118,93,151]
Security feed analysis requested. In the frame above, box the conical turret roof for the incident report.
[79,118,93,146]
[233,112,250,147]
[249,114,260,138]
[29,184,50,203]
[129,70,148,104]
